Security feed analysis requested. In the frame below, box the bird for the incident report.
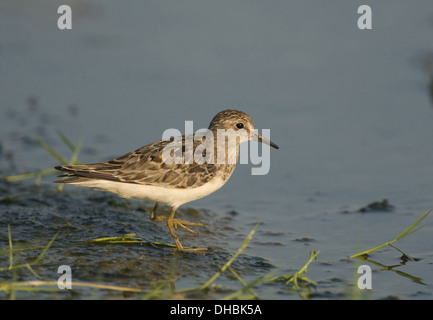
[54,109,279,251]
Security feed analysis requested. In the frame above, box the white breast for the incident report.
[70,176,230,208]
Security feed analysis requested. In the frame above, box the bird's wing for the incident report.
[55,136,220,188]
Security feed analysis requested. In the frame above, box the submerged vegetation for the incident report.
[0,210,431,299]
[3,129,83,189]
[0,129,432,299]
[0,223,318,299]
[350,210,431,260]
[358,199,395,213]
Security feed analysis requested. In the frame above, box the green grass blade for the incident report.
[8,225,13,270]
[141,281,170,300]
[35,137,68,165]
[388,244,415,261]
[4,172,37,182]
[56,129,76,152]
[222,266,260,300]
[395,210,431,241]
[34,232,59,264]
[350,242,389,258]
[350,210,431,258]
[200,223,260,290]
[5,168,57,182]
[25,264,45,280]
[56,135,84,191]
[267,249,319,290]
[297,249,319,276]
[89,234,142,243]
[222,267,279,300]
[0,281,143,294]
[68,136,84,165]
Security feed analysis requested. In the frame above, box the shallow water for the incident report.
[1,1,433,299]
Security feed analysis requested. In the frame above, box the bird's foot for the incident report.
[172,219,206,235]
[151,215,205,235]
[150,203,207,253]
[166,220,208,253]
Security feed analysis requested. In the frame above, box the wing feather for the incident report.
[55,136,220,188]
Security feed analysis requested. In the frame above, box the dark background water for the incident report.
[1,1,433,299]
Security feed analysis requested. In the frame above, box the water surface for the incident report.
[1,1,433,299]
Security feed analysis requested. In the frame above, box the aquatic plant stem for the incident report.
[8,225,13,270]
[350,210,431,258]
[200,223,259,291]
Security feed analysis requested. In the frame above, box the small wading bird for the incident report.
[54,110,279,251]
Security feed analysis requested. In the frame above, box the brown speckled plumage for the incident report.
[54,109,279,251]
[56,136,226,188]
[55,110,256,188]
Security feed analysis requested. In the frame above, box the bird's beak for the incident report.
[251,131,279,149]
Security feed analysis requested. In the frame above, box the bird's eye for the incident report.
[236,123,244,129]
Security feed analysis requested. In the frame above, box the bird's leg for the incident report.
[167,206,184,251]
[150,202,162,221]
[166,206,208,252]
[150,202,205,235]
